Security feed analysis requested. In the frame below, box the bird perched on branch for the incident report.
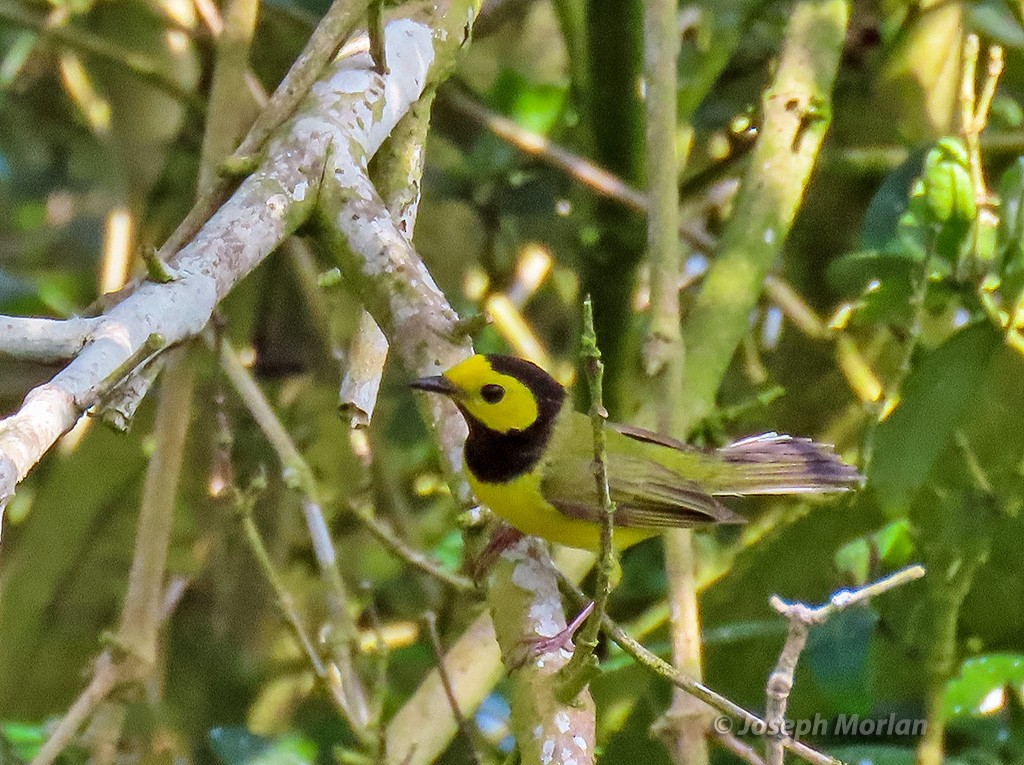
[411,354,862,552]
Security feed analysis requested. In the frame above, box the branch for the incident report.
[677,0,850,433]
[217,339,371,736]
[638,0,707,761]
[0,316,102,363]
[441,88,715,253]
[235,483,359,722]
[29,352,196,765]
[486,538,596,765]
[555,572,841,765]
[156,0,364,262]
[423,612,484,765]
[0,0,483,515]
[220,0,363,173]
[764,565,926,765]
[556,296,615,702]
[351,498,475,592]
[383,549,595,765]
[0,3,203,112]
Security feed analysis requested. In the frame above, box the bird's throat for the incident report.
[461,396,564,484]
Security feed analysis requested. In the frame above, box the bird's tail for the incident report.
[703,433,863,496]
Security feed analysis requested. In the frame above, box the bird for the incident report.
[411,354,863,553]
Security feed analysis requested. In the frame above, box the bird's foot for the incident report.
[524,600,595,657]
[471,524,525,581]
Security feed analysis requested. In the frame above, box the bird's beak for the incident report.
[409,375,460,397]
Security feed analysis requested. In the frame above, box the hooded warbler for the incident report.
[412,354,861,552]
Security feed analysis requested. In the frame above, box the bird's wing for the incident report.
[540,411,745,529]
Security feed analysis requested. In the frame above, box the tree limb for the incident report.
[0,0,483,516]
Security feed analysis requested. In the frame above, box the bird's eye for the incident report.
[480,384,505,403]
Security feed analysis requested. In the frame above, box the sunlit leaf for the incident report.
[945,654,1024,718]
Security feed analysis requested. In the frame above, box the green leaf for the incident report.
[945,654,1024,719]
[970,1,1024,49]
[209,728,318,765]
[868,322,1001,510]
[834,538,871,584]
[804,608,878,713]
[860,153,925,251]
[874,519,914,566]
[999,157,1024,277]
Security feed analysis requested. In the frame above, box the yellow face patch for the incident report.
[442,355,539,433]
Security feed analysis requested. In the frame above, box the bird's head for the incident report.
[410,354,565,434]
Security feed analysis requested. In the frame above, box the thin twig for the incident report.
[352,500,475,592]
[555,572,841,765]
[222,0,363,170]
[215,338,372,738]
[442,88,714,253]
[764,565,926,765]
[237,488,329,679]
[713,729,766,765]
[0,3,203,111]
[555,296,616,702]
[763,275,830,341]
[424,612,483,765]
[155,0,363,263]
[29,353,196,765]
[28,654,120,765]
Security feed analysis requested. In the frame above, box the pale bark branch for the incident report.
[383,549,594,765]
[0,316,103,363]
[677,0,850,433]
[486,539,595,765]
[0,0,482,515]
[765,565,926,765]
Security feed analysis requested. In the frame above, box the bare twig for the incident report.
[555,572,841,765]
[424,612,483,765]
[442,88,714,253]
[235,482,361,718]
[713,729,767,765]
[156,0,364,263]
[237,486,327,677]
[351,499,475,592]
[216,338,371,737]
[221,0,363,172]
[556,296,615,702]
[765,565,926,765]
[28,654,120,765]
[0,3,202,111]
[29,352,196,765]
[639,0,706,761]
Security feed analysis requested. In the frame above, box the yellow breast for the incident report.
[467,467,655,552]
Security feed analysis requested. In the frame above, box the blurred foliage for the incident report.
[5,0,1024,763]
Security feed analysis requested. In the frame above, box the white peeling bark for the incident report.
[0,1,477,511]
